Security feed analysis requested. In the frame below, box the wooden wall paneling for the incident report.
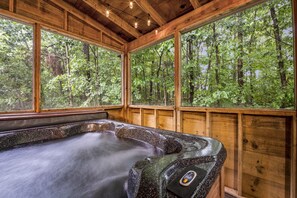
[49,0,125,45]
[130,108,141,125]
[102,33,124,51]
[210,113,238,190]
[242,115,291,198]
[15,0,64,29]
[157,110,175,130]
[143,109,155,128]
[67,14,101,42]
[182,111,206,136]
[106,108,124,121]
[34,23,41,113]
[0,0,9,10]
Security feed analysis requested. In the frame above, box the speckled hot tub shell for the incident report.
[0,113,226,198]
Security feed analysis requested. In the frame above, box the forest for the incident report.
[41,31,122,109]
[0,0,294,112]
[131,0,294,109]
[0,18,122,111]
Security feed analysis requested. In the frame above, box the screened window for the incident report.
[41,30,122,109]
[0,17,33,111]
[131,39,175,106]
[181,0,294,109]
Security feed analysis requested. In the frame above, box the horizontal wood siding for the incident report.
[0,0,9,10]
[0,0,124,52]
[16,0,64,29]
[127,107,294,198]
[68,14,101,42]
[210,113,238,191]
[242,115,291,198]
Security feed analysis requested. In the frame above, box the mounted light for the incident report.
[105,9,110,17]
[129,0,133,9]
[147,14,151,26]
[105,4,110,17]
[134,21,138,29]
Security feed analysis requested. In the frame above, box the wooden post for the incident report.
[64,10,68,31]
[125,50,131,122]
[237,113,243,196]
[292,115,296,198]
[174,31,181,132]
[123,44,129,122]
[206,111,211,137]
[34,23,41,113]
[220,168,225,198]
[140,108,144,126]
[9,0,14,12]
[293,0,297,196]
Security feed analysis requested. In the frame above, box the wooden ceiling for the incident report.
[63,0,212,42]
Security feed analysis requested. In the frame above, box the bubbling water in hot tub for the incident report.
[0,132,162,198]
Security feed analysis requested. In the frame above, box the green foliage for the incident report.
[0,18,33,111]
[131,39,175,105]
[41,31,122,109]
[181,0,294,109]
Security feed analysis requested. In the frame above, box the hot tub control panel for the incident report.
[167,165,207,198]
[179,170,197,186]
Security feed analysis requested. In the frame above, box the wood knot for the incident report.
[256,165,264,174]
[243,138,248,144]
[251,141,258,149]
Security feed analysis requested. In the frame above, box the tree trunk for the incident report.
[212,23,220,86]
[83,43,91,102]
[187,38,195,105]
[270,5,287,88]
[237,13,244,93]
[65,42,73,106]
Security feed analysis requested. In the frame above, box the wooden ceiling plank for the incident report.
[82,0,142,38]
[49,0,126,44]
[189,0,202,9]
[134,0,166,26]
[128,0,266,52]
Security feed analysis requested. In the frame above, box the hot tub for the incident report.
[0,111,226,198]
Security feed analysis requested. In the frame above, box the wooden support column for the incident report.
[64,10,68,31]
[174,32,181,132]
[154,109,158,128]
[237,113,243,196]
[123,44,130,122]
[292,115,296,198]
[293,0,297,196]
[140,108,144,126]
[206,111,210,137]
[9,0,14,12]
[34,23,41,113]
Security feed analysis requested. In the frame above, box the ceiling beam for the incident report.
[189,0,202,9]
[128,0,266,52]
[82,0,142,38]
[49,0,126,44]
[134,0,166,26]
